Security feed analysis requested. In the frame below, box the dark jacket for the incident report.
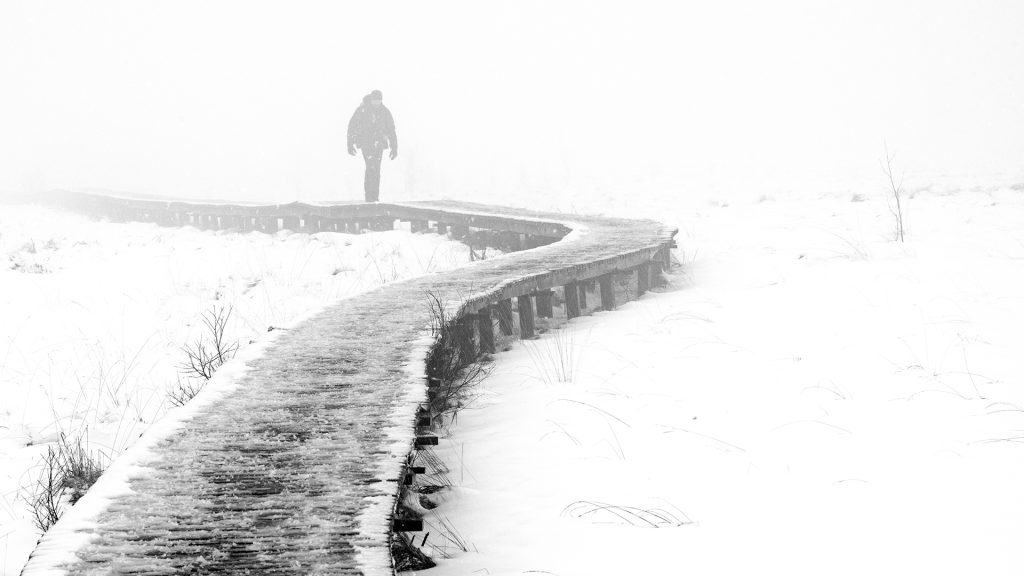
[347,94,397,152]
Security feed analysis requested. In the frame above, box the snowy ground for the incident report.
[0,205,471,575]
[3,181,1024,576]
[421,184,1024,575]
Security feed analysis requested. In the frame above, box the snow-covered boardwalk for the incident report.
[21,197,676,575]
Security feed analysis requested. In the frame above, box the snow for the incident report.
[423,187,1024,575]
[0,205,471,575]
[0,1,1022,574]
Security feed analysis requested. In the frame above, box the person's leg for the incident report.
[362,147,383,202]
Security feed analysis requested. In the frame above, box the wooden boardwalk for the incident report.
[21,196,676,575]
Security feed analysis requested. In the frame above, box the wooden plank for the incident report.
[301,216,320,234]
[496,299,515,336]
[477,307,495,354]
[393,518,423,532]
[637,263,650,296]
[599,274,615,310]
[564,282,581,319]
[382,203,572,238]
[535,290,554,318]
[455,317,476,363]
[517,295,535,339]
[414,436,438,447]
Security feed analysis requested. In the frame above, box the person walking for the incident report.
[347,90,397,202]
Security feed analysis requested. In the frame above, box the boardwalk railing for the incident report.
[22,191,677,575]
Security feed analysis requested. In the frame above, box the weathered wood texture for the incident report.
[22,192,677,576]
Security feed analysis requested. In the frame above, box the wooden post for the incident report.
[410,220,429,233]
[451,225,470,240]
[578,282,588,310]
[455,316,476,363]
[505,231,523,251]
[637,263,651,296]
[282,216,301,231]
[599,273,615,311]
[660,243,672,269]
[535,290,554,318]
[477,307,495,354]
[261,217,279,233]
[436,222,449,236]
[496,299,515,336]
[301,216,320,233]
[564,282,581,319]
[517,295,535,339]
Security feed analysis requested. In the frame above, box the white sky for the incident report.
[1,0,1022,202]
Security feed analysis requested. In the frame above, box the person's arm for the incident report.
[386,109,398,159]
[347,108,360,155]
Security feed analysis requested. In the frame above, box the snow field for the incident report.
[0,205,471,575]
[424,186,1024,575]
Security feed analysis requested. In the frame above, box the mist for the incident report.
[2,0,1022,208]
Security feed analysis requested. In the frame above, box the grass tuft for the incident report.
[27,432,107,534]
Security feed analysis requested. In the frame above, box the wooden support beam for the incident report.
[379,217,397,231]
[410,220,429,233]
[505,231,523,252]
[414,436,439,447]
[637,263,651,296]
[517,294,535,339]
[450,225,470,240]
[496,299,515,336]
[261,217,279,233]
[660,243,672,269]
[435,222,449,235]
[393,518,423,532]
[282,216,301,231]
[535,290,554,318]
[564,282,581,319]
[455,317,476,363]
[301,216,320,233]
[477,307,495,354]
[578,282,588,310]
[599,273,615,311]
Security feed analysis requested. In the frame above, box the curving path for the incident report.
[21,197,676,576]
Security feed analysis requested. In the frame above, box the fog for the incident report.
[2,0,1022,207]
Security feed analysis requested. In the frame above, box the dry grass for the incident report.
[27,432,106,533]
